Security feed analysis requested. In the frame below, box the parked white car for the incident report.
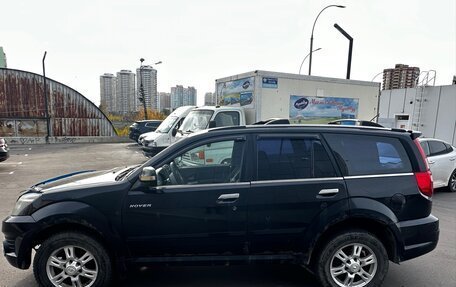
[419,138,456,192]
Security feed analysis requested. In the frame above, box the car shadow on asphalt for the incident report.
[118,264,320,287]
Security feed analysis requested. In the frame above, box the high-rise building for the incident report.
[382,64,420,90]
[184,86,197,106]
[116,70,136,114]
[0,47,7,68]
[136,65,158,110]
[99,73,116,113]
[158,92,171,112]
[171,85,197,110]
[204,92,216,106]
[171,85,184,110]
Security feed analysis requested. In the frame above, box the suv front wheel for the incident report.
[317,231,389,287]
[33,232,112,287]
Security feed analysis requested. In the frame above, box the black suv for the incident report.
[2,125,439,287]
[128,120,162,142]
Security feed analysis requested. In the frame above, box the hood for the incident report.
[32,166,138,193]
[143,132,162,141]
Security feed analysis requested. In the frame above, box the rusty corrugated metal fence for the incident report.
[0,68,116,137]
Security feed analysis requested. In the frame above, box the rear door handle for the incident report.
[428,160,435,164]
[450,158,456,161]
[217,193,239,204]
[318,188,339,197]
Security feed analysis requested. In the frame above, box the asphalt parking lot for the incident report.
[0,143,455,287]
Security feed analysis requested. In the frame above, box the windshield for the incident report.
[155,116,179,133]
[179,110,214,133]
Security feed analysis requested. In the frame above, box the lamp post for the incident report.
[308,4,345,75]
[139,58,147,120]
[333,23,353,79]
[139,59,162,120]
[299,48,322,75]
[42,51,50,143]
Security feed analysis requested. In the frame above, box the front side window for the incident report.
[420,141,430,156]
[156,139,245,186]
[257,137,336,181]
[325,134,412,176]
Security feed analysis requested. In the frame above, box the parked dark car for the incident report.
[328,119,384,127]
[128,120,162,142]
[0,138,9,162]
[2,125,439,287]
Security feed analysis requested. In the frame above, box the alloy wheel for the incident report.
[46,245,98,287]
[330,243,378,287]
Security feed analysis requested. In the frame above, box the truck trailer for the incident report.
[215,70,381,125]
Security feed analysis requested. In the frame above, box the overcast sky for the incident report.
[1,0,455,106]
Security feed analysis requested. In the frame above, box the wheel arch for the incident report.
[308,217,401,270]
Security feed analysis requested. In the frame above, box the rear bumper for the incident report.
[2,215,37,269]
[396,214,439,261]
[0,151,8,162]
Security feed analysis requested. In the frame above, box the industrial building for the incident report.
[378,84,456,145]
[0,68,116,141]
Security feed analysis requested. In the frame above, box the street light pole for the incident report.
[42,51,50,143]
[334,23,353,79]
[139,58,147,120]
[299,48,322,74]
[308,4,345,75]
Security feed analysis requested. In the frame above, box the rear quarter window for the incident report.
[324,134,412,176]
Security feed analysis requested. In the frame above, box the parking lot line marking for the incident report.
[24,154,28,157]
[9,171,14,174]
[0,162,23,165]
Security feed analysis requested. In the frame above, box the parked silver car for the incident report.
[419,138,456,192]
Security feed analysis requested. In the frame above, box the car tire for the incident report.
[316,230,389,287]
[33,232,112,287]
[449,169,456,192]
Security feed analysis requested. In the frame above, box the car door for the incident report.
[427,140,455,187]
[247,133,348,254]
[123,136,250,257]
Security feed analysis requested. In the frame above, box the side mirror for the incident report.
[171,128,178,137]
[139,167,157,186]
[208,120,216,129]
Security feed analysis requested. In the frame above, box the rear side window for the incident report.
[429,140,449,156]
[214,111,240,127]
[324,134,412,176]
[420,141,430,156]
[256,137,337,180]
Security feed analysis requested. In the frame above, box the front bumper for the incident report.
[396,214,439,262]
[2,215,37,269]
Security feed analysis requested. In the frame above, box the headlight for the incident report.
[12,193,41,216]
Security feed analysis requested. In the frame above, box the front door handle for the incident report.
[428,160,435,164]
[318,188,339,197]
[217,193,239,204]
[450,157,455,161]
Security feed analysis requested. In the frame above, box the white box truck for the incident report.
[215,70,380,125]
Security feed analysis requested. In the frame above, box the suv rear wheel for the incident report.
[316,231,388,287]
[33,232,112,287]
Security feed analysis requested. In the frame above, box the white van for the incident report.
[141,106,196,156]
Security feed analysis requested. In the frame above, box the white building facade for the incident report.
[136,66,158,111]
[116,70,136,114]
[379,85,456,145]
[99,73,116,113]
